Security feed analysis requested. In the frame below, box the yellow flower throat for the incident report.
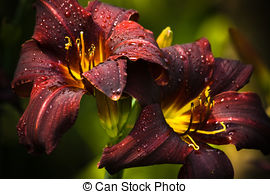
[163,86,226,150]
[64,31,105,80]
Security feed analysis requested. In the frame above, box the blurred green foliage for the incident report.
[1,0,270,178]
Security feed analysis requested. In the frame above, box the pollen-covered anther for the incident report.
[88,44,96,70]
[65,36,72,50]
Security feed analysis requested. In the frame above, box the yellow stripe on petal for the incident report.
[156,27,173,48]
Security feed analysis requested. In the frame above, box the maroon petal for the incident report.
[179,144,234,178]
[33,0,99,71]
[195,91,270,154]
[210,58,253,96]
[98,104,192,174]
[161,38,214,110]
[107,20,167,71]
[82,59,127,100]
[11,40,77,97]
[86,0,139,39]
[124,62,161,106]
[17,77,85,154]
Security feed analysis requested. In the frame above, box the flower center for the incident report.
[64,31,105,80]
[163,86,226,150]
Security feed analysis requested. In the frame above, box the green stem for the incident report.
[104,169,123,179]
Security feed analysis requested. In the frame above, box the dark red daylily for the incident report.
[98,38,270,178]
[11,0,167,154]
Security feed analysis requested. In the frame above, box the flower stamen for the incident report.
[64,36,72,50]
[80,31,87,72]
[181,135,200,150]
[88,44,96,70]
[64,36,79,81]
[164,86,227,150]
[195,121,226,135]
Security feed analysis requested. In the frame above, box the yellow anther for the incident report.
[205,86,210,98]
[65,36,72,50]
[157,26,173,48]
[76,38,81,51]
[88,44,96,70]
[88,44,96,57]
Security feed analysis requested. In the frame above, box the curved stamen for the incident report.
[196,122,226,135]
[181,135,200,150]
[65,36,72,50]
[179,87,226,150]
[88,44,96,70]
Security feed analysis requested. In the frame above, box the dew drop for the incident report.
[180,55,186,60]
[65,11,71,18]
[128,42,136,46]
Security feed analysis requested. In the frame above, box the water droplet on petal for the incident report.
[180,55,186,60]
[64,11,71,17]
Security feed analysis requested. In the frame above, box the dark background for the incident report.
[1,0,270,178]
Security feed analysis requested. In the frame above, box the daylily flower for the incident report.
[98,37,270,178]
[11,0,167,154]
